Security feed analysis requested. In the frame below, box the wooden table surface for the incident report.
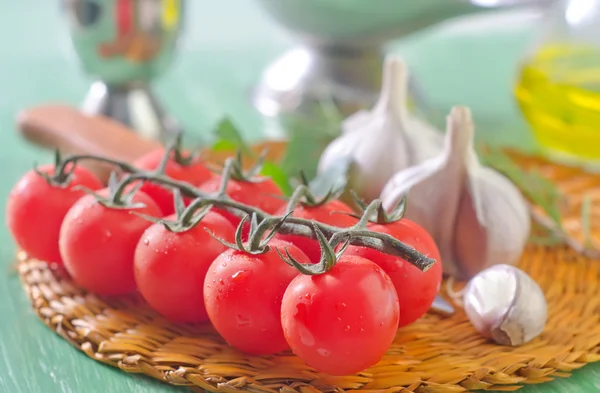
[0,1,597,392]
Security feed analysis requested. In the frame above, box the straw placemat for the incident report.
[16,150,600,393]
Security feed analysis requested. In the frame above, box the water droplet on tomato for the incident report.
[293,305,315,347]
[104,230,112,238]
[344,325,351,332]
[335,302,346,310]
[336,317,342,322]
[379,322,384,327]
[221,262,228,267]
[218,288,223,293]
[218,279,225,285]
[236,314,251,328]
[142,238,150,246]
[304,293,311,299]
[360,328,364,332]
[317,348,331,357]
[294,303,307,319]
[231,270,245,282]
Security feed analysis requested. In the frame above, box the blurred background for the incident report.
[3,1,600,392]
[0,0,549,152]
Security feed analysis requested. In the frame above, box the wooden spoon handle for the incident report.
[16,104,161,182]
[16,104,291,181]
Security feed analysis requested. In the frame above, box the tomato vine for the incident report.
[48,145,436,275]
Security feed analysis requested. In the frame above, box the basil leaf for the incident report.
[211,139,238,152]
[261,160,293,196]
[212,117,251,155]
[308,154,353,199]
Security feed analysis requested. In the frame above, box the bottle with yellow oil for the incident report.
[514,0,600,167]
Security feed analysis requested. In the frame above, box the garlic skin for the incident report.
[463,264,547,346]
[380,106,531,279]
[454,164,531,278]
[317,55,443,202]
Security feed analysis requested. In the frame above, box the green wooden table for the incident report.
[0,1,597,392]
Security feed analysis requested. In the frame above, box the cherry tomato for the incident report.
[6,164,103,266]
[59,188,161,295]
[345,219,442,327]
[273,200,357,262]
[204,239,310,355]
[281,255,399,375]
[134,211,235,323]
[198,176,285,235]
[134,148,213,215]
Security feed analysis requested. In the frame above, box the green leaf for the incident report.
[277,100,342,181]
[212,117,252,155]
[211,139,239,153]
[308,154,352,199]
[261,160,293,196]
[280,130,338,181]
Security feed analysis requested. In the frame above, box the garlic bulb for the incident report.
[317,55,443,202]
[463,264,547,346]
[380,106,530,279]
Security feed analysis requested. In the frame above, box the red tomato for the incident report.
[281,255,399,375]
[204,239,310,355]
[134,148,213,215]
[134,211,235,323]
[273,200,357,262]
[198,176,285,235]
[345,219,442,327]
[59,188,161,295]
[6,164,103,266]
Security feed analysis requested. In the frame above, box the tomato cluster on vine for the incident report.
[5,146,442,376]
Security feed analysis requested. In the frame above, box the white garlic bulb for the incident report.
[317,55,443,202]
[380,106,531,279]
[463,264,547,346]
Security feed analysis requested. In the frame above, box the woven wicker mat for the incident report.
[16,151,600,393]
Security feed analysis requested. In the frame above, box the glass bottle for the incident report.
[514,0,600,166]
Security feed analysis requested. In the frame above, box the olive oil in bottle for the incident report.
[514,44,600,165]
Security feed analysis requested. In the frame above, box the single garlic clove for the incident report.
[463,264,547,346]
[453,166,531,279]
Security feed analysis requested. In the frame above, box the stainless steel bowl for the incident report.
[252,0,556,119]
